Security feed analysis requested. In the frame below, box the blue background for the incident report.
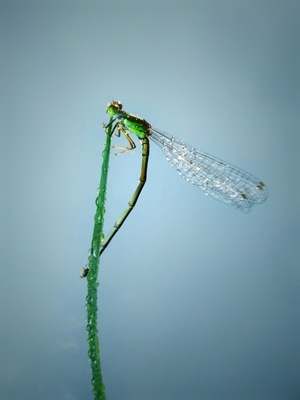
[2,1,299,399]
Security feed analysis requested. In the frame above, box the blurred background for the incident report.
[1,1,299,399]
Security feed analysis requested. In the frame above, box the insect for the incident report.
[80,265,89,278]
[97,100,267,255]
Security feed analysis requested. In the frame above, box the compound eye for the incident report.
[111,100,122,111]
[106,100,123,115]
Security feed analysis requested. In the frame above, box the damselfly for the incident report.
[100,101,267,254]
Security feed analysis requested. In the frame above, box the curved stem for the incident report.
[86,117,113,400]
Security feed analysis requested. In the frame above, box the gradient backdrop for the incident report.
[2,1,299,399]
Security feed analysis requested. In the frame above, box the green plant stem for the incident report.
[86,117,113,400]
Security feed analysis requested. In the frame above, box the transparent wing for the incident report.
[150,128,267,213]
